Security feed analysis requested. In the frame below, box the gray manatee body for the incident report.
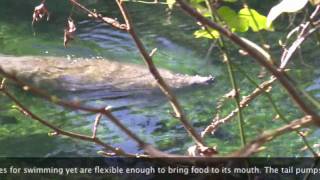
[0,55,214,95]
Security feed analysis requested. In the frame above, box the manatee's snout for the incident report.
[204,75,215,84]
[190,75,215,86]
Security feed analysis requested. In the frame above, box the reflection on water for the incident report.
[78,20,136,54]
[306,77,320,98]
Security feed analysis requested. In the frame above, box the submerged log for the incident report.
[0,55,214,94]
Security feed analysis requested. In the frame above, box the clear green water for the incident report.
[0,0,319,157]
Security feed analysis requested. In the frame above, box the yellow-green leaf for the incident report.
[167,0,176,9]
[239,8,270,32]
[223,0,237,2]
[218,6,249,32]
[194,29,220,39]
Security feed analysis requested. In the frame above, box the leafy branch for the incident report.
[176,0,319,120]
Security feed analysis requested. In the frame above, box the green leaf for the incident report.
[167,0,176,9]
[194,29,220,39]
[239,8,269,32]
[190,0,205,3]
[189,1,211,17]
[217,6,249,32]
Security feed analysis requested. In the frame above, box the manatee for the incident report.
[0,55,214,95]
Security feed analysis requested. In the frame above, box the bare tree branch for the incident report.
[202,77,276,136]
[115,0,206,147]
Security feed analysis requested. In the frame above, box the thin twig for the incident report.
[92,113,102,139]
[231,116,316,157]
[69,0,127,30]
[149,48,158,57]
[0,78,5,89]
[123,0,167,5]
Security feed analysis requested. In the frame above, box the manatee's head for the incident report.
[189,75,215,86]
[168,74,215,89]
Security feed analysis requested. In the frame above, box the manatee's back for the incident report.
[0,55,214,94]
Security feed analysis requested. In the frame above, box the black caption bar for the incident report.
[0,158,319,179]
